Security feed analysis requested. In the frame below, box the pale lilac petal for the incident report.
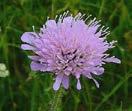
[84,73,99,88]
[28,56,40,61]
[92,78,99,88]
[92,67,104,75]
[63,17,73,24]
[21,32,37,44]
[77,79,81,90]
[30,62,44,71]
[21,44,35,50]
[104,57,121,64]
[46,20,57,28]
[83,73,92,79]
[53,74,63,91]
[88,25,100,34]
[62,75,69,89]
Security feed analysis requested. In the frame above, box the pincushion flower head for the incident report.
[21,11,121,91]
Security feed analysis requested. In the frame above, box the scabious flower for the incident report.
[21,11,121,91]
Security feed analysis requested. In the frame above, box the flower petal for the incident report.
[104,57,121,64]
[77,79,81,90]
[53,74,63,91]
[45,20,57,29]
[21,32,37,44]
[92,67,104,75]
[92,78,99,88]
[21,44,35,50]
[62,75,69,89]
[28,56,40,61]
[30,62,44,71]
[63,17,73,24]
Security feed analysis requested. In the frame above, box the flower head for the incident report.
[21,11,121,90]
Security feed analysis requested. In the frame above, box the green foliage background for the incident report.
[0,0,132,111]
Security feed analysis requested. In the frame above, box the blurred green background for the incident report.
[0,0,132,111]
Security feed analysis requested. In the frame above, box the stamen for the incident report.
[32,25,35,32]
[84,14,92,22]
[73,49,77,54]
[74,12,82,20]
[79,14,86,20]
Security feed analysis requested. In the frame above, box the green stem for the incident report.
[49,88,64,111]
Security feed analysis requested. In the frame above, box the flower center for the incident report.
[56,49,85,75]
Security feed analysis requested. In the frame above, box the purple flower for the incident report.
[21,11,121,91]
